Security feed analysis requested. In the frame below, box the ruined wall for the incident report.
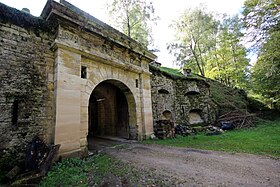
[0,3,56,164]
[175,79,217,125]
[150,65,218,127]
[150,69,176,123]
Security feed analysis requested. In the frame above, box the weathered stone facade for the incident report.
[0,0,218,165]
[150,65,218,127]
[0,0,155,161]
[0,3,56,163]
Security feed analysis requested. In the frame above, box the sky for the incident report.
[0,0,245,67]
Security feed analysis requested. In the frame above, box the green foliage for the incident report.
[39,158,88,187]
[206,15,250,88]
[243,0,280,109]
[150,65,206,81]
[168,7,249,89]
[168,6,219,76]
[207,79,248,113]
[242,0,280,49]
[247,93,268,111]
[145,119,280,157]
[250,30,280,109]
[40,153,170,186]
[107,0,158,48]
[159,67,183,77]
[39,155,122,186]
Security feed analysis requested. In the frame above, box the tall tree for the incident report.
[242,0,280,50]
[107,0,158,48]
[168,7,219,76]
[206,15,249,88]
[243,0,280,108]
[168,8,249,88]
[251,31,280,108]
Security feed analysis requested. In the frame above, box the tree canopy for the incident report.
[242,0,280,50]
[168,7,219,76]
[107,0,158,48]
[243,0,280,109]
[207,15,249,88]
[168,8,249,88]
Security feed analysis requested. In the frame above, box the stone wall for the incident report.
[0,3,56,164]
[0,0,156,162]
[0,0,219,167]
[151,69,176,124]
[175,79,217,125]
[150,65,218,127]
[42,0,156,156]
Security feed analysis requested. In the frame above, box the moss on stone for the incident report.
[207,79,248,114]
[149,65,207,83]
[0,2,56,34]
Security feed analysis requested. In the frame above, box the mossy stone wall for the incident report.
[150,66,218,126]
[0,3,56,169]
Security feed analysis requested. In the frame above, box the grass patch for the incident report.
[207,79,247,113]
[39,153,172,186]
[39,157,88,187]
[145,120,280,158]
[39,154,127,187]
[159,67,183,76]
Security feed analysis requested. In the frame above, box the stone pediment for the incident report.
[41,0,156,67]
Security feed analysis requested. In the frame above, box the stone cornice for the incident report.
[41,0,157,62]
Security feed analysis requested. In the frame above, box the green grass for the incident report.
[207,79,247,112]
[145,120,280,158]
[39,154,129,187]
[159,67,183,76]
[39,157,88,187]
[39,152,168,186]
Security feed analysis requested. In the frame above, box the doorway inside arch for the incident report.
[88,80,136,147]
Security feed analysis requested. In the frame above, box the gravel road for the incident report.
[103,142,280,187]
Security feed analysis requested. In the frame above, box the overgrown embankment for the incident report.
[156,66,249,114]
[207,79,248,114]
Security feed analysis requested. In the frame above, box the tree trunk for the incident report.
[190,42,204,76]
[197,42,205,76]
[126,9,131,38]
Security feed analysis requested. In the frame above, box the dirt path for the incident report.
[103,142,280,187]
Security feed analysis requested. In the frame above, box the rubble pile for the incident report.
[174,125,196,136]
[153,110,257,139]
[217,110,257,129]
[205,126,223,136]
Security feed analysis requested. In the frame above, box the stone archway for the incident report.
[49,0,156,156]
[87,79,137,145]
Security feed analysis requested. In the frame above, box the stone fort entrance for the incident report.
[42,0,156,157]
[1,0,217,162]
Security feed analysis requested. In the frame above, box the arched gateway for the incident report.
[88,80,137,141]
[42,0,157,157]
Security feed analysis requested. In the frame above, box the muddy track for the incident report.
[103,142,280,186]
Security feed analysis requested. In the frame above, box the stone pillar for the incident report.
[54,47,82,157]
[139,73,154,139]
